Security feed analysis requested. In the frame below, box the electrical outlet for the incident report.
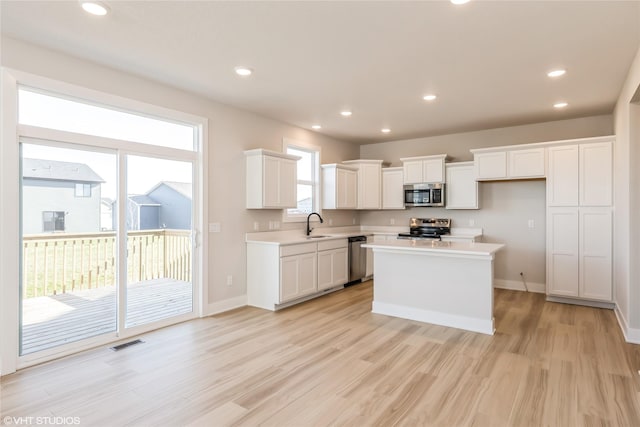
[469,219,475,226]
[352,217,356,225]
[275,221,280,229]
[390,218,395,225]
[209,222,221,232]
[528,219,535,228]
[226,275,233,286]
[329,218,333,226]
[253,222,259,231]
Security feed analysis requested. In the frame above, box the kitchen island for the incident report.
[362,239,504,335]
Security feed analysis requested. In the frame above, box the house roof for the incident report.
[128,195,161,206]
[147,181,192,199]
[23,158,104,183]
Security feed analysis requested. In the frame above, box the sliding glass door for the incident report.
[20,143,118,355]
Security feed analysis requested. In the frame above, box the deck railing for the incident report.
[22,229,192,299]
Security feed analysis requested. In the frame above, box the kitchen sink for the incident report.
[306,235,329,239]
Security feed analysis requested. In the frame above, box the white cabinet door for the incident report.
[359,163,381,209]
[547,207,579,297]
[342,168,358,209]
[475,152,507,180]
[317,247,348,291]
[509,148,545,178]
[262,155,281,208]
[579,208,612,301]
[278,158,297,208]
[279,252,317,303]
[547,145,579,206]
[445,163,478,209]
[423,159,444,183]
[382,168,405,209]
[403,161,424,184]
[580,142,612,207]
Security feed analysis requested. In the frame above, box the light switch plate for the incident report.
[209,222,221,232]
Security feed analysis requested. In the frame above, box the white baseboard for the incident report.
[494,279,545,293]
[372,301,494,335]
[614,306,640,344]
[205,294,247,316]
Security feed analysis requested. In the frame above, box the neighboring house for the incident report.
[22,158,103,234]
[100,197,114,231]
[122,181,192,231]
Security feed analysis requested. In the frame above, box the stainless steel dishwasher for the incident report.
[346,236,367,286]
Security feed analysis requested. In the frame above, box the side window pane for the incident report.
[18,88,195,151]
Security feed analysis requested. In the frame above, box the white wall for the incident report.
[613,42,640,337]
[0,37,360,308]
[360,115,613,165]
[359,116,613,286]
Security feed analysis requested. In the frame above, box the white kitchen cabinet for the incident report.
[579,207,612,301]
[509,148,546,178]
[400,155,447,184]
[382,167,405,209]
[547,141,613,207]
[342,160,384,209]
[473,148,544,180]
[546,207,612,302]
[317,239,348,291]
[321,164,358,209]
[547,145,579,206]
[580,142,613,206]
[474,151,507,180]
[445,162,478,209]
[280,252,317,303]
[547,207,580,297]
[245,149,300,209]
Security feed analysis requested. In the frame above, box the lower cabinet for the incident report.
[318,244,348,291]
[280,252,317,303]
[547,207,612,301]
[247,238,349,310]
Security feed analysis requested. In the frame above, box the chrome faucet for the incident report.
[306,212,324,236]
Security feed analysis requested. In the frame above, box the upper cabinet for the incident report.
[245,149,300,209]
[381,167,405,210]
[342,160,385,209]
[445,162,478,210]
[400,155,448,184]
[472,147,545,180]
[321,164,358,210]
[547,141,612,207]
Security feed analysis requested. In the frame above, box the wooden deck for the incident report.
[21,278,192,355]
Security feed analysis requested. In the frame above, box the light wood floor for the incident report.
[2,281,640,426]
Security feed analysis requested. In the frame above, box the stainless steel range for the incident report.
[397,217,451,241]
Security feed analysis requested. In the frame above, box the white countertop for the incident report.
[363,239,504,256]
[245,226,484,246]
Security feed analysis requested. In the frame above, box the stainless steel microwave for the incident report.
[403,183,445,207]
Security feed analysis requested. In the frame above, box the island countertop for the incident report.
[362,239,504,257]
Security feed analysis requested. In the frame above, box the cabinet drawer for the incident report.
[317,238,348,251]
[280,242,317,257]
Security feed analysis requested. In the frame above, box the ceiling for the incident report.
[2,1,639,144]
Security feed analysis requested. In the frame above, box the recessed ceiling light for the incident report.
[450,0,470,4]
[423,94,437,101]
[547,69,567,78]
[381,128,391,133]
[553,102,568,109]
[234,66,253,77]
[311,125,322,130]
[340,111,352,117]
[80,1,109,16]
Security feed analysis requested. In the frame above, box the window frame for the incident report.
[42,211,65,232]
[74,183,91,197]
[282,138,321,223]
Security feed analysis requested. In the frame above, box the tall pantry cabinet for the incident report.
[546,140,613,302]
